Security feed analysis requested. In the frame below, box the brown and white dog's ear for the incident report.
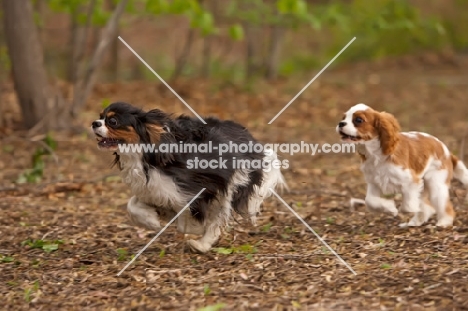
[375,111,400,155]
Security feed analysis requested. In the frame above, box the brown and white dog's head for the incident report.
[336,103,401,155]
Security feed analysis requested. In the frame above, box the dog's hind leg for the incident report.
[426,170,455,227]
[400,196,435,227]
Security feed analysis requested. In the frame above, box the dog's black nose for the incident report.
[338,121,347,128]
[92,121,102,128]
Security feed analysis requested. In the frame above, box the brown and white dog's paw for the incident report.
[435,216,454,228]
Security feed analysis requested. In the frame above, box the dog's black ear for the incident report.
[147,131,177,167]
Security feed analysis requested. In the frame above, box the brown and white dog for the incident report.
[337,103,468,227]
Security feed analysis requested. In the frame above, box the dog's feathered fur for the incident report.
[337,103,468,227]
[92,102,286,252]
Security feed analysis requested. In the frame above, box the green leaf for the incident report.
[42,244,59,253]
[228,24,244,41]
[292,301,301,308]
[169,0,200,14]
[190,11,214,36]
[261,223,272,232]
[277,0,291,14]
[235,244,258,254]
[212,247,233,255]
[277,0,307,15]
[1,256,14,263]
[203,284,211,295]
[145,0,169,15]
[116,248,128,261]
[91,8,112,27]
[101,98,111,109]
[197,303,226,311]
[293,0,307,15]
[44,134,58,151]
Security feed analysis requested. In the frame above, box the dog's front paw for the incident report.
[399,220,421,227]
[365,197,398,216]
[436,216,454,228]
[186,239,212,254]
[399,218,424,228]
[127,196,161,231]
[380,199,398,216]
[400,201,420,213]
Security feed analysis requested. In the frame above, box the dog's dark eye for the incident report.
[108,118,118,126]
[354,117,364,124]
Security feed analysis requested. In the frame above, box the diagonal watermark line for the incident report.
[118,36,207,124]
[117,188,206,276]
[269,188,357,275]
[268,37,356,124]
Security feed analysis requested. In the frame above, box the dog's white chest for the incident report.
[361,159,411,194]
[118,155,187,208]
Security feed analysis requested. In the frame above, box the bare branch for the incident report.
[171,28,195,81]
[72,0,129,116]
[75,0,98,73]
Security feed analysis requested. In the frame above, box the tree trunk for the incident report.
[201,34,211,78]
[171,28,195,81]
[0,14,4,128]
[265,24,284,80]
[1,0,65,130]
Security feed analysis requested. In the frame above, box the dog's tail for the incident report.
[248,149,288,224]
[259,148,288,196]
[451,155,468,186]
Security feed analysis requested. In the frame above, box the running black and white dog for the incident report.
[92,102,286,253]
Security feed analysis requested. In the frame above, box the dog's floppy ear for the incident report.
[138,109,176,167]
[375,111,400,155]
[141,109,169,144]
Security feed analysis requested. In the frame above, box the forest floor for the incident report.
[1,54,468,310]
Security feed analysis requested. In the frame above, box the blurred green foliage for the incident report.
[145,0,216,35]
[17,134,57,184]
[225,0,320,30]
[443,0,468,51]
[322,0,448,63]
[2,0,466,83]
[48,0,111,26]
